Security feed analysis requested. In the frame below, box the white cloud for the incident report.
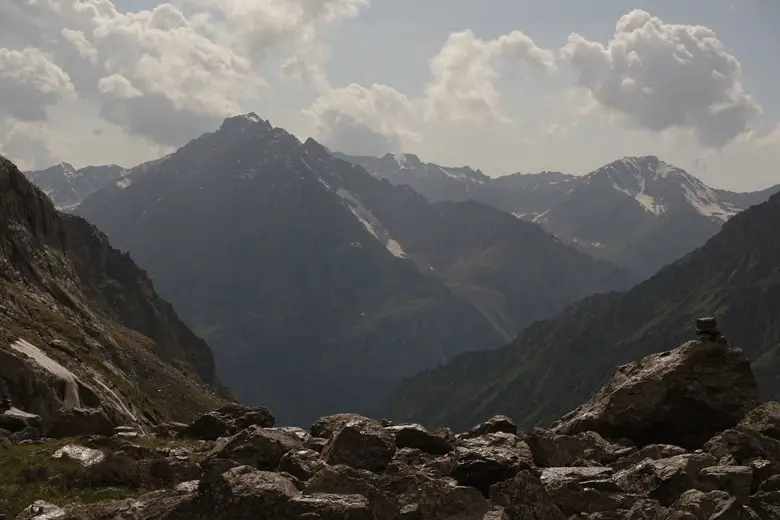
[0,47,75,122]
[0,120,59,171]
[306,28,555,154]
[306,83,420,156]
[98,74,142,99]
[561,9,761,149]
[425,29,557,124]
[0,0,368,159]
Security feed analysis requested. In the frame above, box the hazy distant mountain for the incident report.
[335,152,491,203]
[389,188,780,432]
[24,162,127,211]
[313,149,636,341]
[76,114,633,424]
[25,156,171,213]
[341,153,780,278]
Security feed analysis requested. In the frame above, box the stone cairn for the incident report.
[696,317,729,345]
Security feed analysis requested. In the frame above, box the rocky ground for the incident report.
[3,336,780,519]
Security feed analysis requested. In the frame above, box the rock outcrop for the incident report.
[8,396,780,518]
[552,336,759,449]
[0,154,229,439]
[3,303,779,517]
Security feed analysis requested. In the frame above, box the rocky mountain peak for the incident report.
[586,156,738,222]
[218,112,274,135]
[378,152,424,170]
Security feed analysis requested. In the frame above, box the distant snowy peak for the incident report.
[590,156,738,223]
[373,153,487,184]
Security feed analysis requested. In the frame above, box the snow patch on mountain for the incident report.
[600,156,742,221]
[572,237,606,249]
[681,182,739,223]
[394,153,409,169]
[242,113,263,123]
[12,339,82,409]
[533,209,551,224]
[335,188,407,258]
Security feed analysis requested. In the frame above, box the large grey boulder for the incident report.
[552,340,758,449]
[206,425,303,470]
[322,421,396,472]
[451,433,536,496]
[182,404,275,440]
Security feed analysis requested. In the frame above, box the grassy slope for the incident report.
[389,193,780,432]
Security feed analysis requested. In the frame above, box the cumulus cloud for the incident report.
[306,83,421,156]
[0,120,59,170]
[98,74,142,99]
[0,47,75,122]
[307,28,555,153]
[0,0,368,155]
[561,9,761,148]
[425,29,557,124]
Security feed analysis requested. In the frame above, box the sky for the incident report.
[0,0,778,191]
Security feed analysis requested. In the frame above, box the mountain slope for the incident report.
[342,153,779,278]
[304,146,635,339]
[388,189,780,432]
[0,154,227,428]
[75,114,506,426]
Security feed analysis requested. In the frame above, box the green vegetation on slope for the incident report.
[389,192,780,432]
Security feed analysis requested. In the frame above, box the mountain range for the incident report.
[30,142,778,281]
[24,156,170,212]
[345,153,780,277]
[388,186,780,432]
[0,154,228,429]
[71,114,634,425]
[22,113,780,429]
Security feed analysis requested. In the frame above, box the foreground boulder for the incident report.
[193,465,300,519]
[526,428,627,467]
[737,401,780,440]
[311,414,382,440]
[451,433,536,495]
[285,493,375,519]
[0,408,42,433]
[182,404,275,440]
[489,471,566,519]
[552,339,758,449]
[205,425,303,470]
[386,424,454,455]
[462,416,518,439]
[612,453,716,505]
[45,408,115,438]
[322,421,396,471]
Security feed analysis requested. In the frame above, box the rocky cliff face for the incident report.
[4,325,780,519]
[0,154,228,433]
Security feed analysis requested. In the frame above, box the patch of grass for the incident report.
[0,440,141,518]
